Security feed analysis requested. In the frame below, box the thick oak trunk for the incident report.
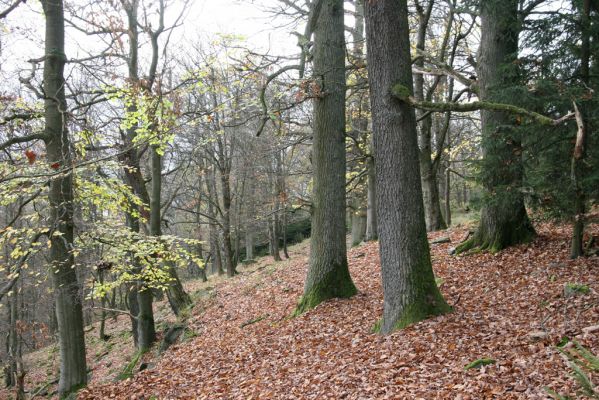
[295,0,357,314]
[364,0,450,334]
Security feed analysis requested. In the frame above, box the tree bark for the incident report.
[365,154,378,241]
[121,0,155,352]
[351,196,367,246]
[295,0,357,314]
[364,0,450,334]
[41,0,87,394]
[456,0,535,254]
[413,0,447,232]
[150,148,192,315]
[206,167,223,275]
[570,0,591,259]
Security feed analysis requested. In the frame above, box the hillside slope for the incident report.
[75,224,599,399]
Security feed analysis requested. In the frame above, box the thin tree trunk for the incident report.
[219,168,236,277]
[570,0,591,259]
[151,148,192,315]
[41,1,87,394]
[98,269,107,341]
[245,229,254,261]
[364,0,450,334]
[351,196,367,246]
[121,0,155,351]
[445,163,451,227]
[365,154,378,241]
[413,0,446,232]
[206,167,223,275]
[295,0,357,314]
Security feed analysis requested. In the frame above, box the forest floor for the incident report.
[2,220,599,399]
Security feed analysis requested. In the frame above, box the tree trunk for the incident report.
[570,0,591,259]
[120,0,155,352]
[205,166,224,275]
[41,1,88,395]
[351,196,367,246]
[127,282,139,348]
[151,148,192,315]
[282,205,290,259]
[413,0,447,232]
[295,0,357,314]
[98,268,108,341]
[219,168,236,277]
[269,215,282,261]
[365,154,378,241]
[421,158,447,231]
[364,0,451,334]
[445,163,451,227]
[245,229,254,261]
[6,288,18,388]
[456,0,535,254]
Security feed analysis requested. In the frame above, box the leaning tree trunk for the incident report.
[295,0,357,314]
[364,0,450,334]
[41,0,87,395]
[456,0,535,254]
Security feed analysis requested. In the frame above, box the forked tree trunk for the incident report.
[456,0,535,254]
[295,0,357,314]
[121,0,155,351]
[364,0,450,334]
[41,0,87,394]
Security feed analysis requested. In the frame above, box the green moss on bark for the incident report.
[455,225,534,255]
[386,290,452,332]
[293,262,357,316]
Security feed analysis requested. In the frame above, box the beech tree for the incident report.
[42,0,88,394]
[364,0,450,333]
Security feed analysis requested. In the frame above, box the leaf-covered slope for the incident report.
[80,224,598,399]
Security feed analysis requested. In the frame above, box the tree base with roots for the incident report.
[293,263,357,316]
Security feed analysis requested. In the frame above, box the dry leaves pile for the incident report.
[79,224,598,399]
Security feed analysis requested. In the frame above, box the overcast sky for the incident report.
[0,0,300,85]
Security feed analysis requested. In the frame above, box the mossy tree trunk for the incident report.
[456,0,535,254]
[41,0,87,395]
[295,0,357,315]
[364,0,451,334]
